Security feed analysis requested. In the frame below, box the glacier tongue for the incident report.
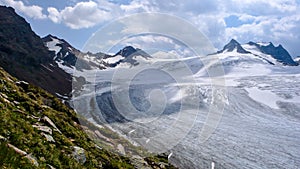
[86,73,300,169]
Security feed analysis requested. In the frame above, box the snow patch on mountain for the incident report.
[103,55,124,64]
[56,60,75,75]
[45,37,62,56]
[256,42,271,46]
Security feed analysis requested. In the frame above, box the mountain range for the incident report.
[0,5,299,99]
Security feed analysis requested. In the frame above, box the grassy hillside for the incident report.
[0,67,175,169]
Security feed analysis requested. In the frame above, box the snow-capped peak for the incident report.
[102,46,152,68]
[115,46,137,58]
[217,39,250,54]
[114,46,152,59]
[214,39,298,66]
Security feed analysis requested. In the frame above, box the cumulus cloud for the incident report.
[47,7,60,23]
[121,0,220,15]
[0,0,46,19]
[120,0,152,13]
[47,1,114,29]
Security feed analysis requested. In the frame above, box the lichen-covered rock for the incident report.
[42,116,62,134]
[32,124,52,134]
[130,155,151,169]
[25,154,39,167]
[117,144,126,155]
[41,132,55,142]
[71,146,86,164]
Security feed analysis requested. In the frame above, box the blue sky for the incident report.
[0,0,300,57]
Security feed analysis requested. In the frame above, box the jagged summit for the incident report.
[246,41,298,66]
[215,39,298,66]
[43,34,60,41]
[115,46,136,58]
[217,39,250,54]
[114,46,152,59]
[98,46,152,67]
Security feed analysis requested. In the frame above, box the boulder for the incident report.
[71,146,86,164]
[32,124,52,134]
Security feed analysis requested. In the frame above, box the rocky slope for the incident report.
[0,66,175,168]
[0,6,72,97]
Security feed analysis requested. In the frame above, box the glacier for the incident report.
[70,41,300,169]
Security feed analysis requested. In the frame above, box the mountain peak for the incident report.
[268,42,274,47]
[45,34,55,38]
[229,39,239,44]
[115,46,151,58]
[277,44,283,48]
[217,39,250,54]
[42,34,60,42]
[115,46,137,58]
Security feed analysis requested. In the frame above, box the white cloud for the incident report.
[120,0,221,15]
[120,0,158,13]
[0,0,46,19]
[47,1,114,29]
[47,7,60,23]
[224,0,298,15]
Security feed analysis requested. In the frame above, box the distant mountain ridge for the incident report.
[217,39,298,66]
[42,35,152,69]
[247,41,297,66]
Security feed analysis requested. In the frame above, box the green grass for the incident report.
[0,142,35,169]
[0,67,176,169]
